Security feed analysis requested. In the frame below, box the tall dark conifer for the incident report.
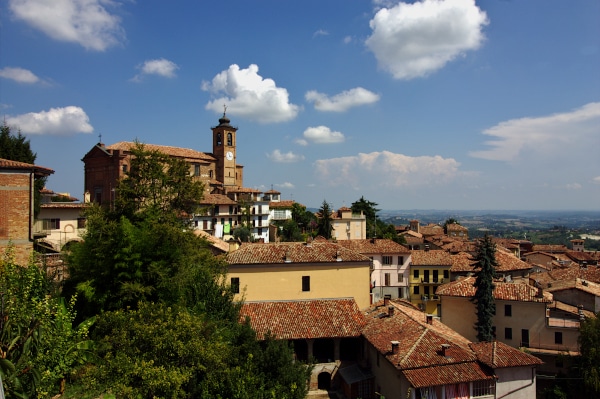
[471,233,498,342]
[316,200,333,239]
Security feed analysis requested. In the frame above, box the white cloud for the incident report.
[131,58,179,82]
[365,0,488,79]
[313,29,329,37]
[267,149,305,163]
[5,106,93,135]
[9,0,124,51]
[593,176,600,185]
[305,87,380,112]
[343,36,353,44]
[565,183,582,190]
[314,150,468,190]
[302,126,345,144]
[276,182,295,189]
[0,67,40,84]
[202,64,300,123]
[470,102,600,162]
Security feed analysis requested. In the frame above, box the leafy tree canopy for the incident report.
[351,196,380,238]
[579,312,600,395]
[443,218,460,233]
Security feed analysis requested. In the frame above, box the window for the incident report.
[302,276,310,292]
[194,164,200,176]
[227,132,232,146]
[77,217,86,229]
[505,304,512,317]
[424,286,430,295]
[231,277,240,294]
[413,270,419,279]
[443,270,449,279]
[472,380,495,397]
[398,273,404,283]
[383,256,392,265]
[43,218,60,230]
[505,327,513,340]
[209,170,213,178]
[555,332,563,345]
[122,164,128,173]
[384,273,391,286]
[216,133,222,146]
[413,286,420,295]
[433,270,439,283]
[398,256,404,264]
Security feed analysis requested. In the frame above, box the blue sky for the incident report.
[1,0,598,211]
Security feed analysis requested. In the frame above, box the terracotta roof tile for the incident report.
[199,193,238,205]
[227,241,370,265]
[240,298,366,340]
[531,244,568,253]
[106,141,215,162]
[411,250,453,266]
[0,158,54,176]
[451,251,531,273]
[469,341,543,368]
[544,278,600,296]
[403,362,493,388]
[436,277,552,302]
[269,200,295,209]
[336,239,410,254]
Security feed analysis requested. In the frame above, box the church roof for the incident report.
[106,142,215,162]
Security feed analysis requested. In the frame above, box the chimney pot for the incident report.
[391,341,400,354]
[383,294,391,306]
[426,315,433,324]
[441,343,450,357]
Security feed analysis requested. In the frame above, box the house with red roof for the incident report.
[361,298,542,399]
[336,238,411,303]
[409,249,453,315]
[331,207,367,241]
[226,239,372,309]
[0,158,54,265]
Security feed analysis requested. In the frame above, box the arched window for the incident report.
[227,132,233,146]
[216,133,222,146]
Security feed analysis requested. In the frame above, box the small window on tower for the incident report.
[227,132,232,146]
[217,133,222,146]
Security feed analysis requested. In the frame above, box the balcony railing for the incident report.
[421,278,445,284]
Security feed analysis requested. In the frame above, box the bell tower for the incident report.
[212,107,238,187]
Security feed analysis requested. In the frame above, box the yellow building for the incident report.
[226,239,372,309]
[331,207,366,241]
[409,249,453,315]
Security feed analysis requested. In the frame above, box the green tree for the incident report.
[114,141,204,224]
[351,196,380,238]
[278,219,303,242]
[0,122,47,216]
[471,234,498,342]
[579,312,600,395]
[0,246,94,398]
[233,225,252,242]
[316,200,333,239]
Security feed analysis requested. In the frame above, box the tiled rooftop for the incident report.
[106,141,215,162]
[411,250,453,266]
[450,250,532,273]
[198,193,238,205]
[0,158,54,176]
[436,277,552,303]
[336,239,410,254]
[544,278,600,296]
[239,298,366,340]
[269,200,295,209]
[227,241,370,265]
[469,341,542,369]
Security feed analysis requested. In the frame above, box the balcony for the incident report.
[421,278,445,284]
[421,295,440,301]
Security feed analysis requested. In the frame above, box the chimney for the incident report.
[388,305,394,317]
[426,315,433,325]
[441,344,450,357]
[336,250,342,262]
[285,249,292,263]
[383,294,391,307]
[391,341,400,355]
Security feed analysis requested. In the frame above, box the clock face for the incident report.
[226,151,233,161]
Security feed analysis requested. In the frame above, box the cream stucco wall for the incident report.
[495,366,537,399]
[228,261,371,309]
[441,296,580,353]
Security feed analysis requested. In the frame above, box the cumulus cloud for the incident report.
[131,58,179,82]
[314,151,468,190]
[365,0,488,79]
[5,106,93,135]
[301,126,345,144]
[0,67,41,84]
[305,87,380,112]
[470,102,600,162]
[593,177,600,184]
[313,29,329,37]
[202,64,300,124]
[9,0,124,51]
[267,149,305,163]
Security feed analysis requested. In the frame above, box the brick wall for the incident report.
[0,170,34,265]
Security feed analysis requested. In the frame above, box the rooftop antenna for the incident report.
[98,132,102,144]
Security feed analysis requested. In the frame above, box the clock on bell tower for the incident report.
[212,108,238,187]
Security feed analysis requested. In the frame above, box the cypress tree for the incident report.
[471,233,498,342]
